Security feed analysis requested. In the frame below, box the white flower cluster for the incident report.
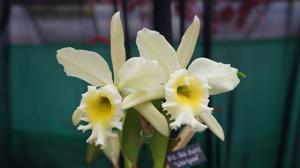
[57,12,240,153]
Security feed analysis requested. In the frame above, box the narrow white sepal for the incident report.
[198,112,225,141]
[177,16,200,68]
[136,28,179,74]
[111,11,126,84]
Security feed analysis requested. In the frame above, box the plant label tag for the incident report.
[167,143,206,168]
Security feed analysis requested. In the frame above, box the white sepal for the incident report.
[198,112,225,141]
[136,28,179,74]
[111,12,126,84]
[177,16,200,68]
[57,47,113,86]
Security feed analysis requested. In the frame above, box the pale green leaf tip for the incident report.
[237,71,246,79]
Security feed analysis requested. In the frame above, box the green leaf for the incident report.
[149,130,169,168]
[121,109,143,167]
[238,71,246,78]
[85,144,101,165]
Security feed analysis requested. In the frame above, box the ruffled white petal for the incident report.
[188,58,240,95]
[73,85,123,147]
[136,28,179,74]
[163,69,211,108]
[111,12,126,84]
[177,16,200,68]
[169,107,207,132]
[162,69,214,132]
[118,57,167,91]
[77,124,92,132]
[134,102,169,137]
[121,87,164,110]
[86,124,107,147]
[57,47,113,86]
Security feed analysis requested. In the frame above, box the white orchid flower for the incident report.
[124,16,240,140]
[56,12,166,147]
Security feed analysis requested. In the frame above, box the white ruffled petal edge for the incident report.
[169,107,208,132]
[162,69,214,132]
[72,85,123,148]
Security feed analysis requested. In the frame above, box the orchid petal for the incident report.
[118,57,167,91]
[134,102,169,137]
[57,47,113,86]
[188,58,240,95]
[111,12,126,84]
[177,16,200,68]
[136,28,179,74]
[121,87,165,110]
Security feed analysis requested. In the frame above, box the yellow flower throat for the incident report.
[84,94,115,126]
[175,77,204,110]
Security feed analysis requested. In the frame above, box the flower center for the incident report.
[175,78,204,110]
[177,85,191,97]
[99,97,112,111]
[84,94,115,126]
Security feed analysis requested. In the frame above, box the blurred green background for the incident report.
[0,38,299,168]
[1,0,300,168]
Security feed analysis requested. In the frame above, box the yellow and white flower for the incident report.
[56,12,167,147]
[123,16,240,140]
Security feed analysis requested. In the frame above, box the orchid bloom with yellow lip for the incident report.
[56,12,166,148]
[123,16,240,140]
